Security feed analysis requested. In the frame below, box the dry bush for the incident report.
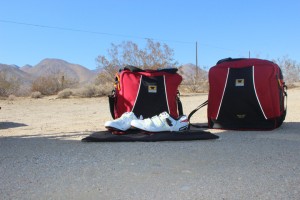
[96,39,178,80]
[57,88,73,99]
[8,95,16,101]
[273,56,300,84]
[31,76,61,95]
[72,86,94,98]
[94,72,114,85]
[31,74,78,96]
[15,85,31,97]
[31,91,42,99]
[180,81,209,93]
[0,71,20,96]
[72,84,112,98]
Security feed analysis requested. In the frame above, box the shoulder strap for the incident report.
[124,65,144,72]
[177,91,183,116]
[124,65,178,74]
[188,100,208,129]
[108,90,116,119]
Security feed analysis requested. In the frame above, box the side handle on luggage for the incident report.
[108,90,116,119]
[177,91,183,116]
[188,100,208,129]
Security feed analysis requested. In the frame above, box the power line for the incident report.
[0,19,247,54]
[0,19,193,44]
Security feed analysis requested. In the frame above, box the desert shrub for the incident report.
[31,75,78,96]
[180,81,209,93]
[72,84,112,98]
[94,72,114,85]
[31,76,60,95]
[0,71,20,96]
[72,86,95,98]
[57,88,73,99]
[8,95,16,101]
[15,85,31,97]
[273,56,300,84]
[31,91,42,99]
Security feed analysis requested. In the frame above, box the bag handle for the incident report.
[124,65,145,72]
[177,91,183,116]
[108,90,116,119]
[124,65,178,74]
[188,100,209,129]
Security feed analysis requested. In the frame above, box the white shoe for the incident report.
[130,112,189,132]
[105,112,138,131]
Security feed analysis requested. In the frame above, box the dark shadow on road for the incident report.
[0,122,28,130]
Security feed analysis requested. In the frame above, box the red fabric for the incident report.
[114,70,182,119]
[208,58,283,121]
[164,73,182,118]
[207,67,228,119]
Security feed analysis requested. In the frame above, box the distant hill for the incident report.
[21,58,97,83]
[0,63,33,84]
[1,60,208,90]
[20,64,33,72]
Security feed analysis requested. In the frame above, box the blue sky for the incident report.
[0,0,299,70]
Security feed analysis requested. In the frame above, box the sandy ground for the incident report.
[0,89,300,199]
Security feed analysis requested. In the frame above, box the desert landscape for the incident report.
[0,88,300,199]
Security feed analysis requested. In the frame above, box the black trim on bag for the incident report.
[108,90,116,119]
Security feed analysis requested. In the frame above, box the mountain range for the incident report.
[0,58,207,87]
[0,59,97,86]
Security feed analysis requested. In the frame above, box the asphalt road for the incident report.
[1,124,300,200]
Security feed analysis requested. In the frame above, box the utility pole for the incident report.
[196,41,198,80]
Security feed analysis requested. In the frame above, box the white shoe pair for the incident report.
[105,112,189,132]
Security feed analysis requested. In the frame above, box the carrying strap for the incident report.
[108,90,116,119]
[124,65,145,72]
[177,91,183,116]
[188,100,209,129]
[282,84,288,120]
[124,65,178,74]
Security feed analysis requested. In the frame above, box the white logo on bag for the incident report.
[235,79,245,86]
[148,85,157,93]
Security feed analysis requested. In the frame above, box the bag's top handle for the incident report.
[124,65,145,72]
[124,65,178,74]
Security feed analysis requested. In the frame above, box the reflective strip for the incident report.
[132,76,143,112]
[163,75,170,114]
[216,68,230,119]
[252,66,267,119]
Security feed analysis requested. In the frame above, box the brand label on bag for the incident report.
[148,85,157,93]
[235,79,244,86]
[237,114,246,119]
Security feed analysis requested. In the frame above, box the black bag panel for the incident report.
[209,118,278,130]
[216,66,269,129]
[132,75,169,118]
